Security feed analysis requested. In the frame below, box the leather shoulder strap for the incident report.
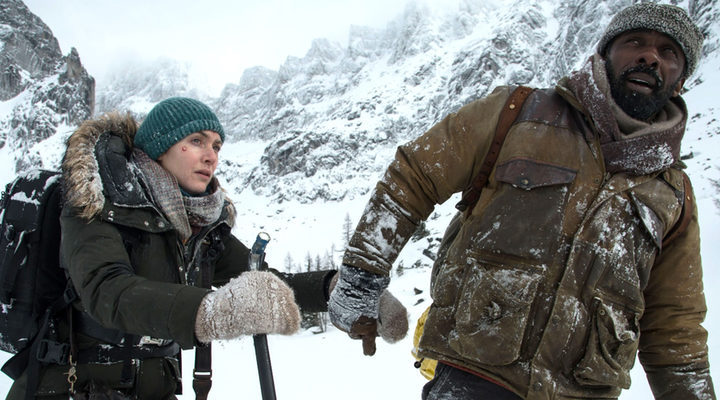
[193,230,223,400]
[455,85,534,213]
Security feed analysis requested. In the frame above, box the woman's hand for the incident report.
[194,271,301,343]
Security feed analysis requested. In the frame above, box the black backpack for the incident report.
[0,169,182,397]
[0,169,76,379]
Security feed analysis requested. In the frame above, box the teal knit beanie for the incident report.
[134,97,225,160]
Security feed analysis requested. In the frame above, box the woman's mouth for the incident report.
[196,170,212,179]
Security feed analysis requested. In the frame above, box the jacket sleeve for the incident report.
[60,214,210,349]
[275,270,337,313]
[343,87,511,275]
[212,233,251,286]
[639,185,716,399]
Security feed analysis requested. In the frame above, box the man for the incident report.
[329,3,714,399]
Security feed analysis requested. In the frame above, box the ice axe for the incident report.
[249,232,277,400]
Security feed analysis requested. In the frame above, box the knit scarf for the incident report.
[565,54,687,175]
[133,149,225,241]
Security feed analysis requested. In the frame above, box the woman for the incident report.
[7,97,335,399]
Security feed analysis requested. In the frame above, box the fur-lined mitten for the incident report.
[195,271,301,343]
[328,265,408,355]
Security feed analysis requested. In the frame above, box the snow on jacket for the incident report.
[343,85,713,399]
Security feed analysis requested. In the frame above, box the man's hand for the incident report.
[349,316,379,355]
[328,265,408,355]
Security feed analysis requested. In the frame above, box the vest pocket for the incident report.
[448,262,541,365]
[573,297,639,389]
[495,157,577,190]
[471,158,577,264]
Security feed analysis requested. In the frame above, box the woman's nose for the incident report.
[203,148,218,165]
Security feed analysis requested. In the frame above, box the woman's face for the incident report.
[157,130,222,194]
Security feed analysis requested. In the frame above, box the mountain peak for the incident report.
[0,0,94,171]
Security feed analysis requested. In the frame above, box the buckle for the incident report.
[63,283,78,304]
[138,336,167,346]
[36,339,69,364]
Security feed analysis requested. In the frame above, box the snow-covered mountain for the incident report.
[2,0,720,399]
[91,0,720,208]
[95,58,205,116]
[0,0,94,172]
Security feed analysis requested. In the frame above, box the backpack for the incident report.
[0,168,80,395]
[0,168,209,396]
[0,169,67,355]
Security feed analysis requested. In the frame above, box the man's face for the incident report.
[604,30,686,121]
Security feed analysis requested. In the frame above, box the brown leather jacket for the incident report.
[343,85,713,399]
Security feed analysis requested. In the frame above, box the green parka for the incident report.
[8,113,334,399]
[343,85,713,399]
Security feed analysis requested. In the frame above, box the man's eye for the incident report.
[662,47,678,58]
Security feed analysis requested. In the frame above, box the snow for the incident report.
[0,0,717,398]
[8,191,38,206]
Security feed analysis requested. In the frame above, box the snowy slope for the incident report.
[0,0,718,399]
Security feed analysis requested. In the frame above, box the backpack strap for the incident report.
[455,86,534,213]
[662,171,695,248]
[193,230,224,400]
[9,282,78,400]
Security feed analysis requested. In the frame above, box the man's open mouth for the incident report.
[623,69,662,91]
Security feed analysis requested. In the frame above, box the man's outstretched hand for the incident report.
[328,265,408,356]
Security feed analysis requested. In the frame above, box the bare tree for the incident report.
[284,253,294,272]
[305,252,313,272]
[342,213,353,246]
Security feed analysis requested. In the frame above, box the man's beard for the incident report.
[606,62,680,121]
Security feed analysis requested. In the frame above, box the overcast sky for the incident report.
[22,0,411,94]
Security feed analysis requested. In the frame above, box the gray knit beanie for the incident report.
[597,3,703,76]
[134,97,225,160]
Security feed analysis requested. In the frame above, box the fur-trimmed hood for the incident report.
[61,112,236,227]
[62,112,138,220]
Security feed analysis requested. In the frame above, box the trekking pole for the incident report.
[249,232,277,400]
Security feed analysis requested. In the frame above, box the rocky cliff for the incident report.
[0,0,94,171]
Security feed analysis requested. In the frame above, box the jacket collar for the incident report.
[560,54,687,175]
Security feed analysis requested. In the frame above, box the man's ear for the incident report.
[672,77,686,97]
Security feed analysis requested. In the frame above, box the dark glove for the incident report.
[328,265,408,355]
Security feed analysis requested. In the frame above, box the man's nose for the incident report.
[634,46,660,68]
